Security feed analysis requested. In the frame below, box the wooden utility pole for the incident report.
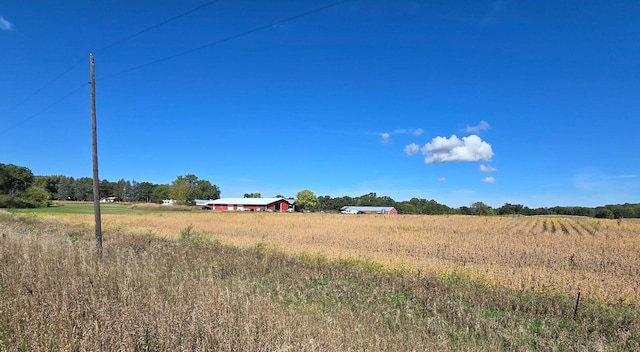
[89,53,103,259]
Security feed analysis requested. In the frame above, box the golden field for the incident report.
[49,211,640,305]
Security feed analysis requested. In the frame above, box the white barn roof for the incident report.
[341,206,396,213]
[210,198,291,206]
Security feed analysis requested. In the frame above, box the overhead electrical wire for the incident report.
[101,0,351,80]
[1,0,221,125]
[98,0,221,52]
[1,0,351,136]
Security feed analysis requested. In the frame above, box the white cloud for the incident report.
[421,134,494,163]
[403,143,420,156]
[437,177,446,182]
[465,120,490,134]
[481,177,495,183]
[379,128,423,143]
[479,164,497,173]
[0,17,12,31]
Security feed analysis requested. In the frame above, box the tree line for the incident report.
[0,163,220,207]
[2,162,638,218]
[308,192,640,219]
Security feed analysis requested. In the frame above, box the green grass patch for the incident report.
[7,202,191,215]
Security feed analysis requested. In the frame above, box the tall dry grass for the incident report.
[50,212,640,305]
[1,211,639,351]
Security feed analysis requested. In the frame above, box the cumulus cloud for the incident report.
[479,164,497,173]
[481,177,495,183]
[0,17,12,31]
[437,177,447,182]
[420,134,494,164]
[379,128,423,143]
[465,120,490,134]
[403,143,420,156]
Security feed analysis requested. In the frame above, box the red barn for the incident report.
[208,198,293,212]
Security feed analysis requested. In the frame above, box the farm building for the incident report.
[100,196,120,203]
[201,198,293,212]
[340,206,397,215]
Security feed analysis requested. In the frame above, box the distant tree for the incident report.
[191,180,220,201]
[496,203,524,215]
[316,195,335,211]
[73,178,94,201]
[114,179,128,201]
[339,196,355,208]
[0,163,34,194]
[471,201,493,216]
[594,207,614,219]
[169,174,220,205]
[151,184,171,203]
[396,202,418,214]
[33,175,61,199]
[57,176,74,200]
[244,192,262,198]
[296,189,318,210]
[24,186,51,207]
[125,180,140,202]
[610,205,635,219]
[99,179,115,199]
[169,176,192,205]
[138,182,155,202]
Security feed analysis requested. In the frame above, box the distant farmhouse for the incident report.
[340,206,397,215]
[195,198,293,212]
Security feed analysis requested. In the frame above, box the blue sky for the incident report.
[1,0,639,208]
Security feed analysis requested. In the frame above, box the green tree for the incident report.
[138,182,155,202]
[24,186,51,207]
[471,201,494,216]
[169,174,220,205]
[396,202,418,214]
[57,176,74,200]
[0,163,34,194]
[169,176,192,205]
[151,184,171,203]
[244,192,262,198]
[33,175,61,199]
[296,189,318,210]
[73,178,93,201]
[191,180,220,201]
[125,180,139,202]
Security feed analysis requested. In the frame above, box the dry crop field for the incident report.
[2,209,639,351]
[50,211,640,305]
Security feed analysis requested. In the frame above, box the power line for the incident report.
[0,84,86,136]
[101,0,351,80]
[97,0,220,52]
[2,0,221,117]
[2,0,351,135]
